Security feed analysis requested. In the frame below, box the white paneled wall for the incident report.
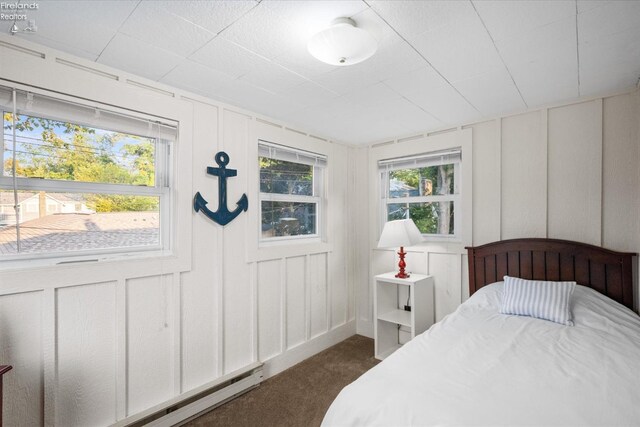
[548,100,603,245]
[500,111,547,239]
[356,90,640,336]
[56,282,117,426]
[0,38,355,426]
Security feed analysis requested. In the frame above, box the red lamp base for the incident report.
[395,246,410,278]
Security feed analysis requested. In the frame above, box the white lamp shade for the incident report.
[377,219,424,249]
[307,17,377,66]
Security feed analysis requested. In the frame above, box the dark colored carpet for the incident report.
[185,335,378,427]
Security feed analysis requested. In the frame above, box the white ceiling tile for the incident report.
[319,112,410,144]
[97,33,183,81]
[384,66,480,124]
[312,65,381,94]
[149,0,257,35]
[495,16,576,68]
[369,1,469,38]
[285,104,341,134]
[316,96,365,119]
[13,2,119,56]
[261,0,368,39]
[278,82,339,109]
[359,35,426,80]
[361,97,442,133]
[238,60,307,93]
[577,1,607,14]
[579,27,640,96]
[347,82,402,107]
[190,37,268,79]
[160,60,234,97]
[220,5,303,59]
[37,0,139,30]
[453,67,526,117]
[473,0,575,42]
[214,79,304,118]
[272,43,339,79]
[350,7,397,43]
[410,3,505,82]
[119,2,215,56]
[578,0,640,43]
[508,51,579,107]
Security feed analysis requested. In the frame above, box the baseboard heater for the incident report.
[122,364,263,427]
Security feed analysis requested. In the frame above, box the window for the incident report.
[0,85,176,261]
[379,149,461,238]
[259,141,326,241]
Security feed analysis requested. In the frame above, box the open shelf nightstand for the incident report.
[374,272,434,360]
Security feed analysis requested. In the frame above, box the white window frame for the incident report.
[379,149,462,240]
[0,86,175,263]
[258,140,326,244]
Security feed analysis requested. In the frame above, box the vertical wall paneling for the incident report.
[257,260,282,361]
[346,148,357,323]
[222,109,253,374]
[181,101,219,392]
[305,255,311,341]
[115,279,127,419]
[330,144,348,329]
[0,291,42,426]
[56,282,117,426]
[461,254,470,302]
[428,253,462,321]
[172,272,182,396]
[126,275,174,416]
[309,253,329,338]
[353,147,371,334]
[43,288,55,427]
[548,100,603,245]
[468,119,501,245]
[286,256,306,350]
[216,105,225,380]
[279,259,287,353]
[251,261,259,362]
[501,111,547,239]
[602,93,639,252]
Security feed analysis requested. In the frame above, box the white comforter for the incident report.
[323,283,640,426]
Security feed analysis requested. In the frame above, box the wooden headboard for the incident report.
[466,238,636,311]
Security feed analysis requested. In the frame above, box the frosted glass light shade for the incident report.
[307,17,377,66]
[377,219,424,249]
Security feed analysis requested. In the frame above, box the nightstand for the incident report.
[374,272,434,360]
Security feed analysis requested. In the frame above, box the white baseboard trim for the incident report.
[111,363,262,427]
[263,320,356,379]
[149,369,263,427]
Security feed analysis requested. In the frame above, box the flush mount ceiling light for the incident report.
[307,17,377,66]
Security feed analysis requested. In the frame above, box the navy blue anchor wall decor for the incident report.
[194,151,248,226]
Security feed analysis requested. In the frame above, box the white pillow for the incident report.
[500,276,576,326]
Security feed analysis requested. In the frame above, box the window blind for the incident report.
[378,148,461,171]
[259,140,327,168]
[0,85,177,141]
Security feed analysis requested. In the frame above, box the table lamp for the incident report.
[377,219,424,278]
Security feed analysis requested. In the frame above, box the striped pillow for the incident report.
[500,276,576,326]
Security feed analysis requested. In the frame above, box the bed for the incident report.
[323,238,639,426]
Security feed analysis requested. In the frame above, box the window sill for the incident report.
[0,248,175,273]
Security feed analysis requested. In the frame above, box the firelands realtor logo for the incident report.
[1,2,38,21]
